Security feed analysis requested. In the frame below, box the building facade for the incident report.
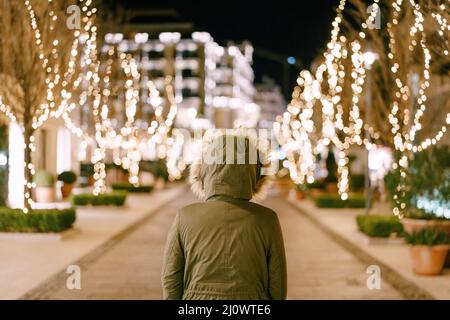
[111,31,258,129]
[254,76,286,129]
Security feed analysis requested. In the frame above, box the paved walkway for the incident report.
[0,185,185,300]
[27,192,403,299]
[288,197,449,299]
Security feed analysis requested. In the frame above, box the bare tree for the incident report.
[339,0,450,147]
[0,0,93,209]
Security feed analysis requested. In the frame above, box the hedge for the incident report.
[71,192,127,206]
[315,194,369,208]
[356,214,404,238]
[0,208,76,233]
[111,183,153,193]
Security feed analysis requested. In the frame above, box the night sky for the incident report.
[116,0,341,96]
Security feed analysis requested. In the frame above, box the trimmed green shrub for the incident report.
[71,192,127,206]
[404,228,450,246]
[356,214,403,237]
[315,194,369,208]
[57,171,77,184]
[112,183,153,193]
[33,170,55,187]
[0,208,76,233]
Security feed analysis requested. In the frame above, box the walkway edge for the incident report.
[20,184,188,300]
[286,198,436,300]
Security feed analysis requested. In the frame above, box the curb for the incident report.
[286,198,436,300]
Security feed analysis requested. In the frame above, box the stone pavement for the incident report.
[288,197,450,299]
[0,184,186,300]
[25,191,403,299]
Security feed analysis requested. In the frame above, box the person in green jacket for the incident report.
[162,133,287,300]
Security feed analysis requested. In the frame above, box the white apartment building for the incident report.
[254,76,286,129]
[112,31,259,129]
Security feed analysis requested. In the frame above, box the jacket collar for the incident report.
[206,194,250,202]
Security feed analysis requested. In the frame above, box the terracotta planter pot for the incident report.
[401,218,450,235]
[296,190,306,200]
[409,245,450,275]
[402,218,450,268]
[273,179,291,197]
[60,183,74,198]
[34,187,55,203]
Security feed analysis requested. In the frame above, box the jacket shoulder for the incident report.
[178,202,205,214]
[247,202,280,224]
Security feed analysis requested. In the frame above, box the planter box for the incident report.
[401,218,450,235]
[355,231,405,245]
[0,228,79,242]
[401,219,450,268]
[76,204,129,210]
[410,245,450,276]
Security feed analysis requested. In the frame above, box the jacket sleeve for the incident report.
[162,212,185,300]
[268,214,287,300]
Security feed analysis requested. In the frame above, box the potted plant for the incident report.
[294,184,306,199]
[400,209,450,235]
[404,228,450,276]
[57,171,77,198]
[385,146,450,266]
[79,163,95,187]
[33,170,55,203]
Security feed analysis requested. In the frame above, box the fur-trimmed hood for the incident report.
[189,133,271,201]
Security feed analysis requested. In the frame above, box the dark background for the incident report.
[112,0,341,95]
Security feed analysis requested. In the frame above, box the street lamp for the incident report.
[363,51,378,214]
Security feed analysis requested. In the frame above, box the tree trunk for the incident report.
[23,125,33,210]
[22,96,33,210]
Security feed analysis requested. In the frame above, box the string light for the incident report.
[276,0,447,208]
[0,0,95,211]
[357,0,449,217]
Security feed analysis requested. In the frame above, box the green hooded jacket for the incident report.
[162,135,287,300]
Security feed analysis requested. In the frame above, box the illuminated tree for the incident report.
[276,0,449,204]
[0,0,95,210]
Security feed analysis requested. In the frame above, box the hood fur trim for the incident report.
[188,131,273,201]
[189,162,273,201]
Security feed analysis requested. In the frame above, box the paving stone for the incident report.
[35,193,403,299]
